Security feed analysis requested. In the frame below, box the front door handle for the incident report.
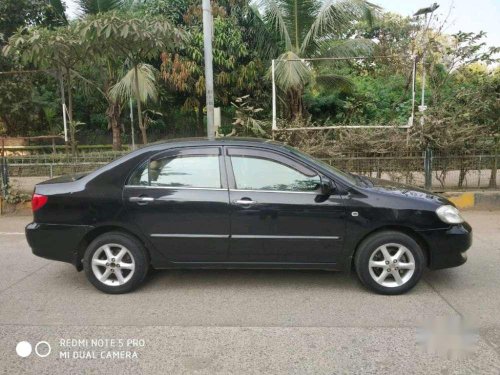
[235,198,257,205]
[129,196,155,204]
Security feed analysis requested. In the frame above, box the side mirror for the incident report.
[320,178,334,196]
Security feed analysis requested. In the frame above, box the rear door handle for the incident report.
[235,199,257,205]
[129,196,155,203]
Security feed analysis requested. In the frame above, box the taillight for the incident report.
[31,193,48,212]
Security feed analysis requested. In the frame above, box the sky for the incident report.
[64,0,500,47]
[373,0,499,47]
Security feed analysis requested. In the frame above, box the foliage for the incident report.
[423,65,499,153]
[4,25,84,71]
[0,0,66,37]
[0,0,67,135]
[0,0,498,163]
[227,95,268,136]
[110,63,158,104]
[160,0,267,129]
[257,0,378,118]
[3,20,85,153]
[77,11,186,144]
[1,184,31,204]
[305,72,412,124]
[77,0,124,15]
[77,12,185,64]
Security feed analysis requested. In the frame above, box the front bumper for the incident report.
[418,222,472,269]
[25,222,93,268]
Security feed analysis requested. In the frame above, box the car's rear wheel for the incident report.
[83,232,149,294]
[354,231,425,295]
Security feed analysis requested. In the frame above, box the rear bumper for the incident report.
[25,222,92,268]
[418,222,472,270]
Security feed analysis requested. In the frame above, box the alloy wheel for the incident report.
[91,243,135,286]
[368,243,416,288]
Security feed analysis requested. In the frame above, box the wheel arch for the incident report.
[75,225,152,271]
[349,225,430,271]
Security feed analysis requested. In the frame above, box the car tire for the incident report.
[83,232,149,294]
[354,231,425,295]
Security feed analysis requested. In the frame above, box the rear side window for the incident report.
[128,155,221,188]
[231,156,320,192]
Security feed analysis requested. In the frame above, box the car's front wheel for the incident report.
[83,232,149,294]
[354,231,425,295]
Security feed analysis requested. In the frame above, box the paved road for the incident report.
[0,211,499,374]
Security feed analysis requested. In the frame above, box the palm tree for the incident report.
[257,0,378,119]
[77,12,185,145]
[109,63,159,144]
[76,0,126,150]
[77,0,123,15]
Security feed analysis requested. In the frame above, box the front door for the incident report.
[225,147,346,264]
[123,146,230,263]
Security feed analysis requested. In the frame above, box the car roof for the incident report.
[137,137,287,152]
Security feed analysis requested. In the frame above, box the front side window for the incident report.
[231,156,320,192]
[129,155,221,188]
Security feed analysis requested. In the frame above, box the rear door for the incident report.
[123,146,230,263]
[225,147,346,264]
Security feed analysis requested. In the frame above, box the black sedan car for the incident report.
[26,138,471,294]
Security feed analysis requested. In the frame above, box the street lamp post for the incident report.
[413,3,439,129]
[413,3,439,190]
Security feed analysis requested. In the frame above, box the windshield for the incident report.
[283,145,358,185]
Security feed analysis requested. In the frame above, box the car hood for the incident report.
[359,176,450,205]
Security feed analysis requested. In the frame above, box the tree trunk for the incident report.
[133,64,147,144]
[287,87,306,120]
[106,101,122,151]
[139,126,148,145]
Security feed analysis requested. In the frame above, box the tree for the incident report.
[109,63,159,143]
[0,0,67,136]
[256,0,377,119]
[73,0,129,150]
[77,12,185,144]
[4,25,85,153]
[0,0,67,37]
[77,0,124,15]
[160,0,264,130]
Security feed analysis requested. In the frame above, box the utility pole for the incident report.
[202,0,215,140]
[413,3,439,135]
[58,70,68,143]
[129,98,136,150]
[414,3,439,190]
[271,59,277,131]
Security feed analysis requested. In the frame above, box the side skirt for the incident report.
[150,262,341,271]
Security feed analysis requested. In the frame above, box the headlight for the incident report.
[436,205,464,224]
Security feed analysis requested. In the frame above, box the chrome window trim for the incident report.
[124,185,228,191]
[125,185,325,194]
[230,188,321,195]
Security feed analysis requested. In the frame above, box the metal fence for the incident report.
[1,150,499,193]
[2,152,129,178]
[322,151,498,191]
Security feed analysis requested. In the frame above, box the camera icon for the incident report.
[16,341,51,358]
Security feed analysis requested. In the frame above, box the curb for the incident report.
[443,191,500,210]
